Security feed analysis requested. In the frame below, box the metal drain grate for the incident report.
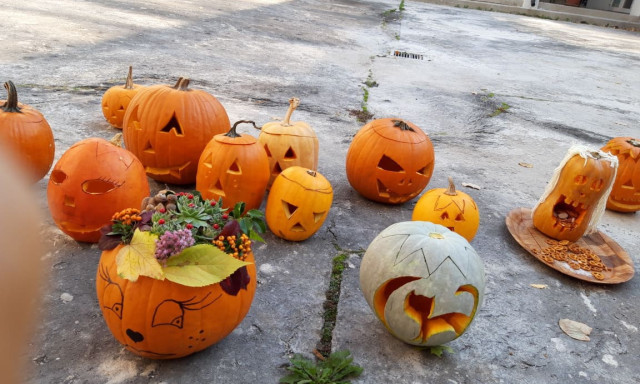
[393,50,424,60]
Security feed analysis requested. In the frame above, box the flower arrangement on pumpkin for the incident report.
[98,190,265,289]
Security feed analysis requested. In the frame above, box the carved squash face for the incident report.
[346,118,435,204]
[601,137,640,213]
[360,221,485,346]
[47,138,150,243]
[265,167,333,241]
[101,66,142,129]
[96,246,256,359]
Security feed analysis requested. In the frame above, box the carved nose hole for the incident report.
[440,212,449,220]
[126,329,144,343]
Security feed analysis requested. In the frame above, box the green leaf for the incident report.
[163,244,250,287]
[429,345,454,357]
[116,229,163,281]
[279,350,362,383]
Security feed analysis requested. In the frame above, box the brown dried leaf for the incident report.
[518,162,534,168]
[559,319,592,341]
[530,284,548,289]
[461,182,482,190]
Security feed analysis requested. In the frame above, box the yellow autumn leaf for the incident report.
[116,229,164,281]
[163,244,250,287]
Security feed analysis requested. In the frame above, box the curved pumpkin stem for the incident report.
[306,170,317,177]
[109,133,124,147]
[445,177,458,196]
[173,77,190,91]
[2,80,22,113]
[392,119,415,132]
[226,120,259,138]
[124,66,134,89]
[628,138,640,148]
[282,97,300,126]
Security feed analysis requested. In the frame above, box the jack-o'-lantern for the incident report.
[412,177,480,242]
[532,145,618,242]
[265,166,333,241]
[123,77,230,184]
[196,120,269,210]
[96,245,256,359]
[0,80,55,183]
[47,137,150,242]
[360,221,485,346]
[345,118,435,204]
[101,66,144,129]
[601,137,640,213]
[258,97,319,187]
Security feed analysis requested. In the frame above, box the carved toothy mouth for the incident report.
[552,195,587,231]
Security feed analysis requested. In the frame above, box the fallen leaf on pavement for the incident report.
[559,319,592,341]
[519,162,533,168]
[462,183,482,190]
[530,284,548,289]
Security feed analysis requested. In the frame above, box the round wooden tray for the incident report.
[506,207,635,284]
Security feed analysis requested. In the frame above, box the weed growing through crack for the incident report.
[316,253,348,357]
[490,102,511,117]
[280,350,363,384]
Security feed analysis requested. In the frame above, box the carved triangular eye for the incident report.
[272,162,282,176]
[202,153,214,168]
[228,160,241,174]
[161,113,183,135]
[313,211,326,223]
[378,155,404,172]
[284,147,296,160]
[417,166,428,175]
[210,179,225,197]
[282,200,298,218]
[144,140,154,153]
[455,213,465,221]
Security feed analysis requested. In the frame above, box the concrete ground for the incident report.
[2,0,639,383]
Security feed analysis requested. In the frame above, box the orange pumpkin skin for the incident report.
[265,166,333,241]
[101,66,143,129]
[345,118,435,204]
[532,150,617,242]
[0,81,55,183]
[196,121,270,210]
[412,177,480,242]
[258,98,319,187]
[123,77,230,185]
[47,138,150,243]
[96,246,256,359]
[601,137,640,213]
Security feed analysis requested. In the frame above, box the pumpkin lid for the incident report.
[280,168,333,194]
[371,119,429,144]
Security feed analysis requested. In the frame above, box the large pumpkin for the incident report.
[345,118,435,204]
[265,166,333,241]
[258,97,319,187]
[600,137,640,213]
[96,245,256,359]
[412,177,480,242]
[47,137,150,242]
[196,120,269,210]
[360,221,485,346]
[532,145,618,242]
[101,66,144,129]
[122,77,230,184]
[0,80,55,183]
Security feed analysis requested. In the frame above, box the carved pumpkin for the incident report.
[265,166,333,241]
[601,137,640,213]
[196,120,269,210]
[96,245,256,359]
[123,77,230,184]
[412,177,480,242]
[0,80,55,183]
[47,137,150,243]
[532,145,618,242]
[345,118,435,204]
[258,97,319,187]
[360,221,485,346]
[101,66,144,129]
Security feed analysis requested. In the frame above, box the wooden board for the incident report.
[505,207,635,284]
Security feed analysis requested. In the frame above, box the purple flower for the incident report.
[155,229,195,261]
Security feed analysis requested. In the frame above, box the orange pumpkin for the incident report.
[258,97,319,187]
[196,120,270,210]
[47,137,150,243]
[601,137,640,213]
[123,77,230,184]
[265,166,333,241]
[532,146,618,242]
[412,177,480,242]
[345,118,435,204]
[101,66,144,129]
[96,245,256,359]
[0,80,55,183]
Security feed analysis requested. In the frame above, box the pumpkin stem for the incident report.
[282,97,300,126]
[628,138,640,148]
[445,177,458,196]
[173,77,190,91]
[392,119,415,132]
[1,81,22,113]
[306,170,317,177]
[109,133,124,147]
[226,120,259,138]
[124,66,134,89]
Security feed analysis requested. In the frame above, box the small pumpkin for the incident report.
[123,77,230,184]
[600,137,640,213]
[412,177,480,242]
[47,136,150,242]
[96,245,256,359]
[101,66,144,129]
[258,97,319,187]
[532,145,618,242]
[345,118,435,204]
[360,221,485,346]
[265,166,333,241]
[0,80,55,183]
[196,120,270,210]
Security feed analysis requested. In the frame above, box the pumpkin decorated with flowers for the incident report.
[96,191,265,359]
